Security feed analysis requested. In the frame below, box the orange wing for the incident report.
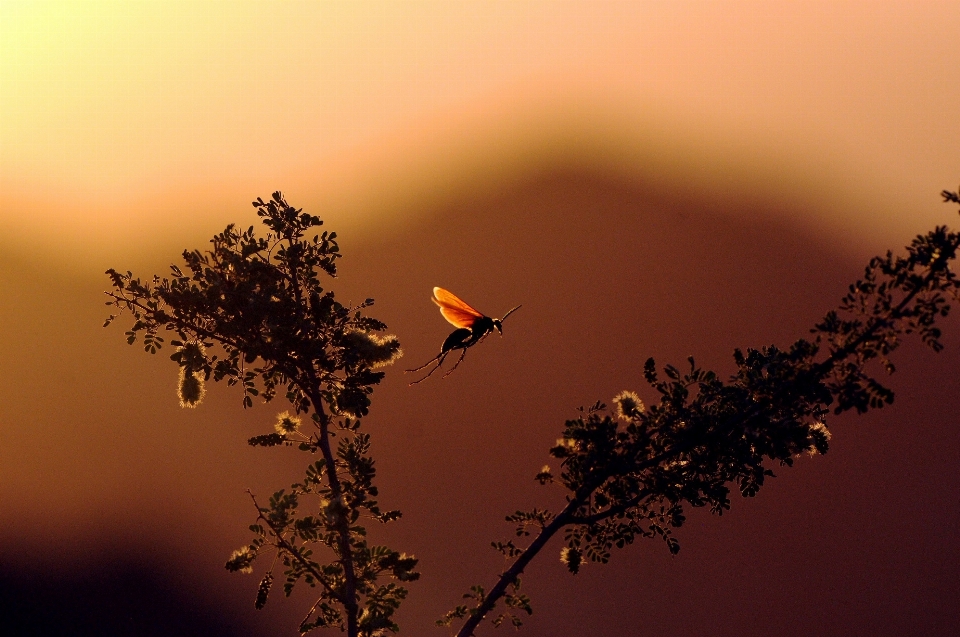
[432,287,484,329]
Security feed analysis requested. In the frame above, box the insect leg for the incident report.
[408,351,450,385]
[441,347,469,378]
[405,351,444,373]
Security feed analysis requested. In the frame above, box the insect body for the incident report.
[406,287,521,385]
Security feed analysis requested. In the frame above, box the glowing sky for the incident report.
[3,1,960,265]
[2,3,960,634]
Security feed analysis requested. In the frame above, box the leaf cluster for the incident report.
[105,192,415,636]
[436,580,531,631]
[446,192,960,635]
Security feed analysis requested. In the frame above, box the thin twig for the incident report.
[247,490,342,603]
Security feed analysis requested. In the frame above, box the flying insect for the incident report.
[406,287,521,385]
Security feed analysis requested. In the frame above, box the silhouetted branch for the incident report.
[449,192,960,634]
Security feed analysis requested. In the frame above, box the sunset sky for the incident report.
[1,2,958,635]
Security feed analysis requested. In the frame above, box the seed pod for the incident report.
[255,571,273,610]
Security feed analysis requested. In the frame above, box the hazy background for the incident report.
[1,2,958,635]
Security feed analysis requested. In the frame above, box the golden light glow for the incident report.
[2,6,960,630]
[3,1,960,267]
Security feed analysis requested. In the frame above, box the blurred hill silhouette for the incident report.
[0,162,957,635]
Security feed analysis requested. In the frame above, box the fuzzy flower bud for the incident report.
[553,437,579,454]
[274,411,301,435]
[613,390,644,421]
[806,421,832,456]
[225,545,257,573]
[175,342,207,408]
[535,465,553,485]
[341,330,404,368]
[560,546,582,574]
[177,367,205,408]
[255,572,273,610]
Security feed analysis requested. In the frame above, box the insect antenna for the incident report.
[500,304,522,321]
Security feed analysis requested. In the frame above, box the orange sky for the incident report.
[3,1,960,267]
[1,2,959,636]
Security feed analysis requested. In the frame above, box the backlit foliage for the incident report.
[105,192,417,636]
[104,187,960,637]
[443,190,960,636]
